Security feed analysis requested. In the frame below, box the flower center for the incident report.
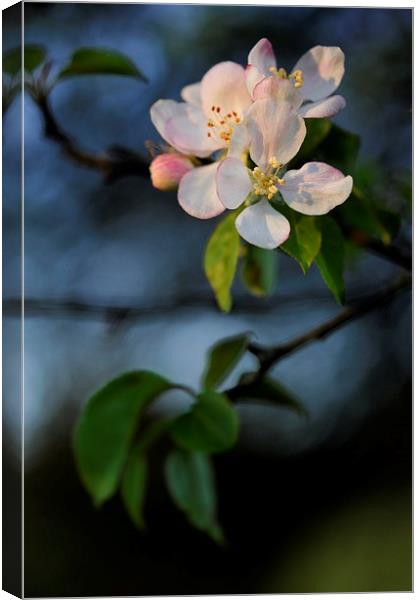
[252,157,285,200]
[269,66,304,89]
[207,105,241,144]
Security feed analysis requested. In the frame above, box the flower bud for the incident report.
[150,153,194,191]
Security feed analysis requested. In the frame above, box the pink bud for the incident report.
[150,153,194,191]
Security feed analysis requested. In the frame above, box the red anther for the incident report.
[216,106,221,113]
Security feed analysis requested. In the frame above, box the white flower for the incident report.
[246,38,346,119]
[150,61,252,219]
[216,99,353,249]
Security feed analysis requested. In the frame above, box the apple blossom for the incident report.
[246,38,346,119]
[216,99,353,249]
[150,61,252,218]
[150,153,194,191]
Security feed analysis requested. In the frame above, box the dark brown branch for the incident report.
[362,237,411,271]
[36,95,150,182]
[3,288,368,322]
[245,274,411,379]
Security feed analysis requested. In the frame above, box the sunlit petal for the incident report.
[181,82,202,107]
[235,199,290,249]
[247,99,306,170]
[178,162,225,219]
[253,76,303,110]
[292,46,345,102]
[298,95,346,118]
[216,158,251,209]
[248,38,277,76]
[282,161,353,215]
[201,61,252,119]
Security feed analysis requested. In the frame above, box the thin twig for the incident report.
[37,94,150,182]
[245,274,411,379]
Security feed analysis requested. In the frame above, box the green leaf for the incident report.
[241,244,278,296]
[165,449,224,543]
[315,217,345,304]
[204,212,240,312]
[202,333,250,390]
[121,452,147,530]
[171,391,239,454]
[280,208,322,273]
[4,45,46,76]
[73,370,172,506]
[58,47,147,81]
[297,118,332,161]
[314,124,360,175]
[236,374,307,417]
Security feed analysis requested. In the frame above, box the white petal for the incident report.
[165,103,221,158]
[298,95,346,118]
[235,199,290,249]
[247,99,306,170]
[253,75,303,110]
[246,65,265,98]
[181,82,202,107]
[150,99,181,145]
[151,99,218,157]
[216,158,251,209]
[201,61,252,119]
[227,122,251,160]
[281,162,353,215]
[293,46,345,102]
[248,38,277,76]
[178,162,225,219]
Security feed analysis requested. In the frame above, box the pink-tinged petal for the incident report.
[227,122,251,160]
[253,75,303,110]
[246,64,265,98]
[248,38,277,76]
[247,99,306,170]
[298,95,346,118]
[151,99,218,157]
[178,162,225,219]
[165,103,221,157]
[150,99,181,145]
[150,153,194,191]
[216,158,251,209]
[293,46,345,102]
[181,82,202,107]
[281,162,353,215]
[235,199,290,249]
[201,61,252,119]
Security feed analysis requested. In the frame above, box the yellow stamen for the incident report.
[269,66,304,88]
[251,156,285,200]
[207,107,241,144]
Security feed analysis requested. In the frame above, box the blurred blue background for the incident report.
[3,3,412,596]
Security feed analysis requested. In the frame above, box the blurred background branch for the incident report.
[36,93,150,182]
[245,274,411,378]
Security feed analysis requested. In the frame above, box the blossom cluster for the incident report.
[149,38,353,249]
